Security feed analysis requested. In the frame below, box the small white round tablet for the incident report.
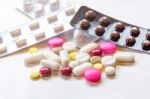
[105,66,116,76]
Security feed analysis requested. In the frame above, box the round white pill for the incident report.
[101,56,116,67]
[62,41,77,52]
[80,42,98,53]
[76,52,90,64]
[105,66,116,76]
[69,61,79,68]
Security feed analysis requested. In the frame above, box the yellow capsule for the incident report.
[93,63,104,71]
[30,70,40,80]
[68,52,77,60]
[28,47,38,54]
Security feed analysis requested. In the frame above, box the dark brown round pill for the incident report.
[99,17,110,27]
[80,19,90,30]
[146,32,150,40]
[85,10,96,21]
[126,37,136,46]
[110,31,120,42]
[95,26,105,36]
[115,22,125,32]
[142,40,150,51]
[130,27,140,37]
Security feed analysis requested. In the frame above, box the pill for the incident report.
[48,37,64,48]
[40,59,60,70]
[28,47,38,54]
[100,42,117,55]
[43,50,60,63]
[29,22,40,31]
[110,31,120,42]
[73,30,85,45]
[84,68,101,83]
[59,50,70,66]
[34,3,44,18]
[105,66,116,76]
[60,66,72,76]
[24,53,44,65]
[68,52,77,60]
[30,70,40,80]
[47,14,57,23]
[16,39,27,47]
[85,10,96,21]
[65,7,75,16]
[69,61,79,68]
[10,29,21,37]
[40,66,51,77]
[0,36,2,43]
[49,0,60,11]
[80,19,90,30]
[62,41,77,52]
[23,0,33,12]
[114,52,135,62]
[90,56,101,64]
[73,62,92,76]
[0,46,7,53]
[76,52,90,64]
[101,56,116,67]
[93,63,104,71]
[51,47,63,54]
[80,42,98,53]
[90,48,102,56]
[115,22,125,32]
[34,32,45,40]
[53,23,64,33]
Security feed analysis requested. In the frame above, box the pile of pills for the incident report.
[24,30,135,84]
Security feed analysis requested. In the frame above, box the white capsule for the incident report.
[114,52,135,62]
[101,56,116,67]
[24,53,44,65]
[62,41,77,52]
[80,42,98,53]
[73,62,92,76]
[49,0,60,11]
[76,52,90,64]
[43,50,60,63]
[90,56,101,64]
[105,66,116,76]
[73,30,85,45]
[69,61,79,68]
[40,59,60,70]
[59,50,70,66]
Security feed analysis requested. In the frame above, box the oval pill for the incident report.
[80,42,98,53]
[101,56,116,67]
[76,52,90,64]
[90,56,101,64]
[59,50,70,66]
[68,52,77,60]
[69,61,79,68]
[62,41,77,52]
[48,37,64,48]
[30,70,40,80]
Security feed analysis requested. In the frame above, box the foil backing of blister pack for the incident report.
[70,6,150,54]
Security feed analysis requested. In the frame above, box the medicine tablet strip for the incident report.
[0,5,80,58]
[70,6,150,54]
[16,0,77,19]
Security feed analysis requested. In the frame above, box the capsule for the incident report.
[59,50,70,66]
[69,61,79,68]
[80,42,98,53]
[76,52,90,64]
[101,56,116,67]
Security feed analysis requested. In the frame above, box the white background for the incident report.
[0,0,150,99]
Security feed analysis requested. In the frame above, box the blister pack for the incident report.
[70,6,150,54]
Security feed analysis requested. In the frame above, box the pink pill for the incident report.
[100,42,117,55]
[48,37,64,48]
[84,68,101,83]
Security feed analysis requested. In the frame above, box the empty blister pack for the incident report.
[0,5,79,58]
[16,0,76,19]
[70,6,150,54]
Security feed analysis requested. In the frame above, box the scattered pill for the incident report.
[49,0,60,11]
[90,48,102,56]
[24,53,44,65]
[84,68,101,83]
[30,70,40,80]
[59,50,70,66]
[60,66,72,76]
[47,14,57,23]
[48,37,64,48]
[101,56,116,67]
[51,47,63,54]
[53,23,64,33]
[62,41,77,52]
[73,62,92,76]
[16,39,27,47]
[100,42,117,55]
[40,66,51,77]
[28,47,38,54]
[68,52,77,60]
[69,61,79,68]
[65,7,75,16]
[34,32,45,40]
[76,52,90,64]
[29,22,40,30]
[90,56,101,64]
[105,66,116,76]
[93,63,104,71]
[43,50,60,63]
[10,29,21,37]
[40,59,60,70]
[114,52,135,62]
[80,42,98,53]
